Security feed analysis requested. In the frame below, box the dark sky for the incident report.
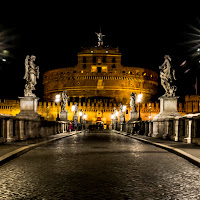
[0,3,200,101]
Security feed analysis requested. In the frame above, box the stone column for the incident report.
[6,118,14,142]
[185,119,192,144]
[174,117,180,142]
[163,120,169,139]
[144,121,149,136]
[19,120,27,140]
[148,121,153,136]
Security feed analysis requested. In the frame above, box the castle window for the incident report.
[103,57,106,63]
[112,64,116,68]
[122,71,125,73]
[83,57,86,63]
[102,66,107,73]
[93,56,96,63]
[112,57,116,63]
[91,66,97,72]
[142,72,147,76]
[98,58,102,64]
[73,71,76,73]
[81,70,84,73]
[97,67,101,73]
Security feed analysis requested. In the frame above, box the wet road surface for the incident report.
[0,131,200,199]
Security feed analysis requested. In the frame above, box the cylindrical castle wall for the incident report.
[43,67,158,104]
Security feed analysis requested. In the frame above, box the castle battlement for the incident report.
[0,98,186,123]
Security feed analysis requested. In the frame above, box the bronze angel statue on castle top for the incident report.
[24,55,39,97]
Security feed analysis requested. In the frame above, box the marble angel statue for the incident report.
[24,55,39,97]
[159,55,176,97]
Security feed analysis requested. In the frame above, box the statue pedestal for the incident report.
[152,96,181,138]
[130,110,138,121]
[60,111,68,122]
[120,116,125,123]
[16,96,41,120]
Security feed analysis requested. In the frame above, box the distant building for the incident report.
[42,33,159,124]
[43,46,158,103]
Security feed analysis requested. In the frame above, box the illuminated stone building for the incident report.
[43,47,158,103]
[42,34,159,123]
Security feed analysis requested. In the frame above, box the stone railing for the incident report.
[0,115,68,143]
[112,113,200,146]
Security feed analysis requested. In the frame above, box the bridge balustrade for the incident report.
[0,115,67,143]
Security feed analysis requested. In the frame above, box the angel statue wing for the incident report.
[36,66,40,79]
[24,55,29,80]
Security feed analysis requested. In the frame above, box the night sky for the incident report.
[0,3,200,102]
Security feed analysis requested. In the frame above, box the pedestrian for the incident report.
[69,121,73,133]
[74,119,78,133]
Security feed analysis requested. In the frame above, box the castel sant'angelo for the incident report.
[0,32,168,124]
[42,32,158,123]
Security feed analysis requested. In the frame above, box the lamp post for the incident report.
[79,110,83,130]
[149,102,152,120]
[122,105,126,123]
[55,94,61,121]
[71,105,75,122]
[137,93,143,121]
[111,113,114,129]
[83,113,87,130]
[114,110,118,130]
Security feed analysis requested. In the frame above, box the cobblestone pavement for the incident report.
[0,131,200,199]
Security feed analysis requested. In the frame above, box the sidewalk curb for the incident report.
[114,130,200,168]
[0,132,77,166]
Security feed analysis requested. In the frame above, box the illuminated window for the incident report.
[91,66,97,72]
[142,72,147,76]
[81,70,84,73]
[93,56,96,63]
[102,66,107,73]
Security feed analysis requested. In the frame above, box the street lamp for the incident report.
[111,113,114,129]
[71,105,75,112]
[79,110,83,130]
[55,94,61,121]
[114,110,118,130]
[149,102,152,120]
[122,105,126,123]
[79,110,83,122]
[137,93,143,121]
[83,113,87,130]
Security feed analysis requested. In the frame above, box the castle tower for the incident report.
[43,33,158,123]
